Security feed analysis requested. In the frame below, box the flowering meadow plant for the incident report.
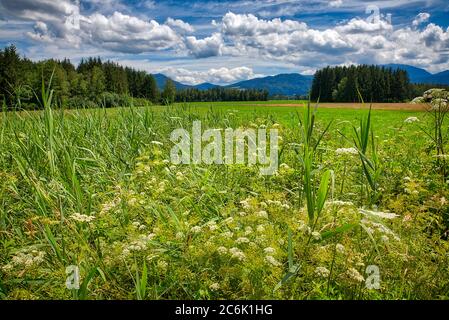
[0,93,448,300]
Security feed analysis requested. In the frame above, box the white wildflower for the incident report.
[264,247,275,254]
[2,250,46,272]
[175,232,184,240]
[229,247,246,261]
[240,200,251,210]
[347,268,365,283]
[209,283,220,291]
[327,200,354,207]
[71,212,95,223]
[190,226,202,234]
[312,231,321,241]
[217,246,228,255]
[221,231,234,238]
[336,243,345,254]
[257,210,268,219]
[315,266,330,278]
[335,147,358,155]
[404,117,420,123]
[236,237,250,244]
[360,209,398,219]
[265,255,282,267]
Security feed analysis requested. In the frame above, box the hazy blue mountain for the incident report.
[153,73,192,91]
[384,64,449,85]
[226,73,313,96]
[418,70,449,85]
[194,83,219,90]
[383,64,432,81]
[154,73,313,96]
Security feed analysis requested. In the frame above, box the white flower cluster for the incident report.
[315,266,330,278]
[264,255,282,267]
[257,210,268,219]
[239,199,252,210]
[326,200,354,207]
[99,197,121,215]
[361,219,400,241]
[132,221,147,231]
[229,247,246,261]
[190,226,202,234]
[359,209,398,220]
[263,247,275,254]
[266,199,290,209]
[336,243,345,254]
[404,117,420,123]
[71,212,95,223]
[209,283,220,291]
[122,234,156,256]
[335,147,358,155]
[346,268,365,283]
[2,250,45,272]
[236,237,250,244]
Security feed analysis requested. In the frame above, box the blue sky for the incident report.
[0,0,448,85]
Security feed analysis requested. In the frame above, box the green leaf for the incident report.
[320,223,358,241]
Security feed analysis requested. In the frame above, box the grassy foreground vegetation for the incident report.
[0,92,448,299]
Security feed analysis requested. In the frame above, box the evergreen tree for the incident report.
[162,79,176,105]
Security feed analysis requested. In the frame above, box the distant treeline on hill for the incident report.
[0,45,267,110]
[310,65,446,103]
[176,87,268,102]
[311,65,409,102]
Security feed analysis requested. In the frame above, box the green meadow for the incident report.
[1,99,448,300]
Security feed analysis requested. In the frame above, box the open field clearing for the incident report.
[0,99,448,300]
[175,100,428,111]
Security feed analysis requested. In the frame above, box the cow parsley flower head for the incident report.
[217,246,228,255]
[312,231,321,241]
[190,226,202,234]
[229,247,246,261]
[360,209,398,219]
[315,266,330,278]
[347,268,365,283]
[236,237,250,244]
[264,247,275,254]
[257,210,268,219]
[71,213,95,223]
[265,255,282,267]
[335,147,358,155]
[404,117,420,123]
[336,243,345,254]
[209,283,220,291]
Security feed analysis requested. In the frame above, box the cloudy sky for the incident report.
[0,0,448,85]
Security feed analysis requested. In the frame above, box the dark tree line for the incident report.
[310,65,413,103]
[0,45,268,110]
[0,45,162,109]
[176,87,268,102]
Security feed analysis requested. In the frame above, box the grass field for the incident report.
[1,99,448,300]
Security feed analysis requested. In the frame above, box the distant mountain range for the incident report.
[154,73,313,96]
[154,64,448,97]
[383,64,449,85]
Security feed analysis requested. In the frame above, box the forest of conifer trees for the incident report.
[0,45,268,110]
[310,65,414,102]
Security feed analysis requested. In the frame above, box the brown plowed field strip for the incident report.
[256,103,428,111]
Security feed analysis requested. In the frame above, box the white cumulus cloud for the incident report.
[413,13,430,27]
[160,66,261,85]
